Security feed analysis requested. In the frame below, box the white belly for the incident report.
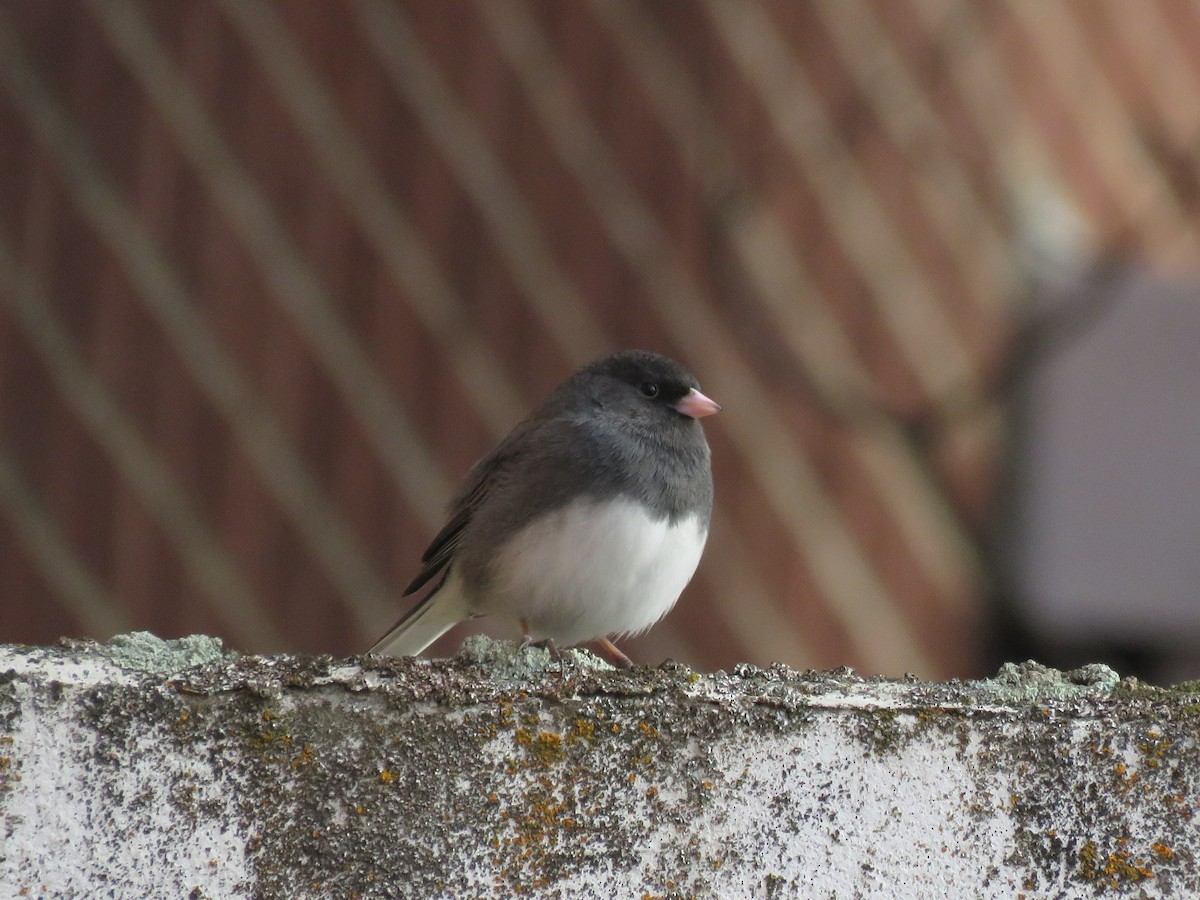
[483,497,708,645]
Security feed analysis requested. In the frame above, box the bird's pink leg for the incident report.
[520,618,566,675]
[594,637,634,669]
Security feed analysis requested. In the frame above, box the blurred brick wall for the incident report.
[2,1,1198,675]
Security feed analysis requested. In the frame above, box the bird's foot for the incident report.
[525,637,567,677]
[519,619,568,676]
[594,636,634,669]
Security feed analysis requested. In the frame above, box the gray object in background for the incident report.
[1005,270,1200,657]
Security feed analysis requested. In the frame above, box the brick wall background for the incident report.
[3,1,1199,675]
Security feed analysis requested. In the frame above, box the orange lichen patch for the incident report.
[513,728,566,767]
[291,744,314,771]
[1152,842,1175,859]
[637,721,660,739]
[1112,763,1140,794]
[1139,732,1172,770]
[1078,840,1155,886]
[493,785,583,893]
[567,718,596,746]
[378,768,396,784]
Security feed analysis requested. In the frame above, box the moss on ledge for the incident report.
[2,634,1199,898]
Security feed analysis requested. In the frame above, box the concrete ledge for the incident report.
[2,633,1199,898]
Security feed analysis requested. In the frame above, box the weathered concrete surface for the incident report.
[2,633,1199,899]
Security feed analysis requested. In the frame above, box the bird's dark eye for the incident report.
[639,382,659,398]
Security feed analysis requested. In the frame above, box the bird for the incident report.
[369,349,719,667]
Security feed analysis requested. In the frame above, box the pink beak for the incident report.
[674,387,721,419]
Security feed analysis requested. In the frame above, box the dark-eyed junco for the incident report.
[369,350,719,667]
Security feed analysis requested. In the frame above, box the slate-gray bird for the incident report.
[369,350,719,666]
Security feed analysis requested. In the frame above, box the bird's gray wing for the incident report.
[399,416,549,596]
[403,460,496,596]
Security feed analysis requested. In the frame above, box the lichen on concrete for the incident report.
[102,630,230,674]
[3,635,1200,898]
